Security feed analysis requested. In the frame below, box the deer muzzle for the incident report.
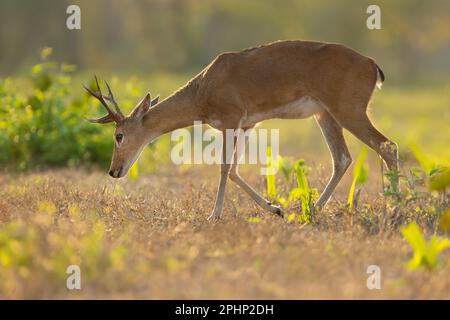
[109,166,123,178]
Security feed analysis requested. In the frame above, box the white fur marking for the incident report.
[244,96,324,127]
[376,68,383,89]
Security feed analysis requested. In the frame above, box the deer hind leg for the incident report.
[229,129,283,216]
[314,111,352,209]
[331,108,399,191]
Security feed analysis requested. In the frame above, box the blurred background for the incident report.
[2,0,450,84]
[1,1,450,299]
[0,0,449,172]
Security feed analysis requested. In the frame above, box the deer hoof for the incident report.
[207,212,221,221]
[267,203,283,217]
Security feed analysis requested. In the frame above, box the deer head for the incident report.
[84,76,159,178]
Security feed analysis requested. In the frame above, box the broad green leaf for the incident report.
[409,143,450,191]
[401,222,450,270]
[429,166,450,191]
[401,222,427,254]
[426,236,450,266]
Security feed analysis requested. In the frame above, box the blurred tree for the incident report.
[0,0,449,84]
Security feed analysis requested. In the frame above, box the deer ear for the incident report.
[151,95,160,107]
[131,93,151,119]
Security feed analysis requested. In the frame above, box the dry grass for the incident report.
[0,166,448,299]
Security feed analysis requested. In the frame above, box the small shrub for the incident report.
[266,149,317,223]
[400,221,449,270]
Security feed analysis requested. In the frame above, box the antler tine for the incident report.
[84,75,104,101]
[104,80,124,117]
[83,75,121,123]
[82,83,98,99]
[94,75,101,92]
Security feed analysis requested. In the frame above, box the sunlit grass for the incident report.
[0,168,448,299]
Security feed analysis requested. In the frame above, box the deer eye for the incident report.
[115,133,124,143]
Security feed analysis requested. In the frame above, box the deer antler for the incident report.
[104,80,124,118]
[83,76,124,124]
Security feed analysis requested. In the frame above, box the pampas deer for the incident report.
[84,40,398,220]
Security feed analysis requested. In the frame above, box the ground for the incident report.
[0,166,448,299]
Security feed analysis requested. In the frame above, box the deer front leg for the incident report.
[208,162,232,220]
[208,130,234,220]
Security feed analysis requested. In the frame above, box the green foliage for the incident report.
[400,222,450,270]
[277,155,293,182]
[427,167,450,192]
[0,221,35,269]
[347,146,369,209]
[0,49,113,170]
[0,48,175,172]
[266,147,277,201]
[410,143,450,192]
[266,151,317,223]
[290,160,315,222]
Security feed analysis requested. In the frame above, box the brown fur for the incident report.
[88,40,398,219]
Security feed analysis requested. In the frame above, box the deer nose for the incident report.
[109,170,115,177]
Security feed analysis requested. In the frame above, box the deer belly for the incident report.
[245,96,324,126]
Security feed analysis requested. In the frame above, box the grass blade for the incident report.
[266,147,277,200]
[347,146,369,209]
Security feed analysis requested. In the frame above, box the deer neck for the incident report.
[143,81,200,142]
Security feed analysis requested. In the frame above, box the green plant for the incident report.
[0,48,173,172]
[289,160,316,222]
[273,156,317,223]
[277,155,293,183]
[0,48,113,170]
[347,146,369,209]
[266,146,278,201]
[400,222,449,270]
[410,143,450,192]
[264,147,319,223]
